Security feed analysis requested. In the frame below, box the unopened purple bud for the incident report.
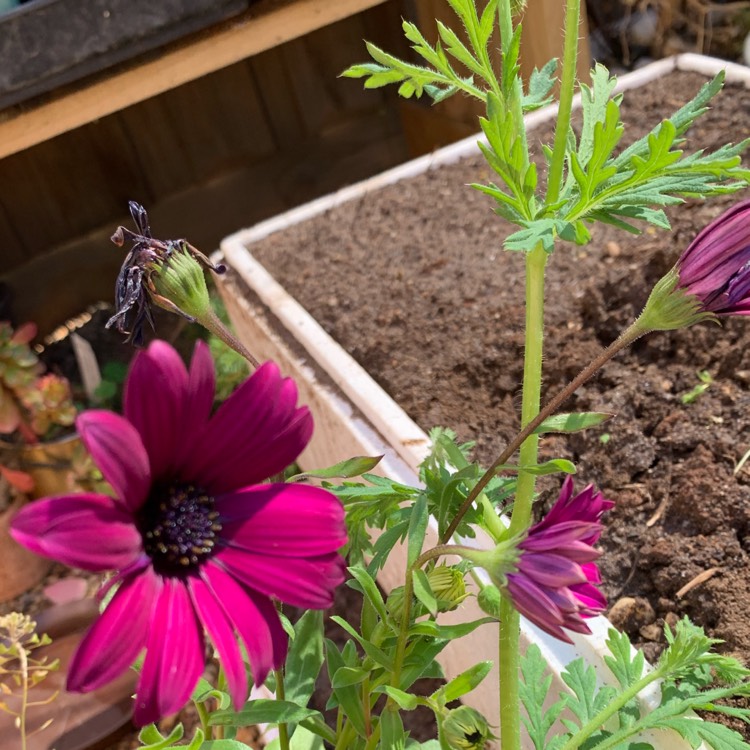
[638,200,750,331]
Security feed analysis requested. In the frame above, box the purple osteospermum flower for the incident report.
[505,476,613,643]
[675,199,750,315]
[10,341,347,726]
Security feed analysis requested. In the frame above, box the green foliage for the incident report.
[521,619,750,750]
[343,4,750,255]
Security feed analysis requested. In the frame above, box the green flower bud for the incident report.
[150,244,212,322]
[442,705,495,750]
[510,0,527,13]
[386,585,407,624]
[477,584,504,619]
[635,266,713,333]
[428,565,468,612]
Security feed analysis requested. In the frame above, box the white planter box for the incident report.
[216,55,750,749]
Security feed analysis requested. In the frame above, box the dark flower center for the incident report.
[138,483,222,575]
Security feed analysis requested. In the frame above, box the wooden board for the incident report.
[0,0,389,160]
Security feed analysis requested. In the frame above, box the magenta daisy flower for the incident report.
[506,477,613,642]
[10,341,347,726]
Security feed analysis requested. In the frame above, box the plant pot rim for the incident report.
[216,54,750,749]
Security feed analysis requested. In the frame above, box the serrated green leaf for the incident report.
[533,412,613,435]
[604,629,646,690]
[578,65,620,170]
[368,520,410,575]
[562,659,617,727]
[523,58,557,112]
[436,21,485,78]
[520,645,567,750]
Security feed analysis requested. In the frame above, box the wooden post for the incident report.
[403,0,590,153]
[519,0,590,83]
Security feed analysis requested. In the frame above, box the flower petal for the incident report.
[217,484,347,557]
[175,341,216,465]
[10,494,142,571]
[68,567,158,691]
[124,341,190,481]
[517,552,587,588]
[183,362,312,493]
[134,577,205,727]
[216,546,345,609]
[204,561,286,685]
[189,573,248,710]
[77,411,151,512]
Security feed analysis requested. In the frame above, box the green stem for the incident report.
[195,699,211,739]
[545,0,582,207]
[198,308,260,369]
[274,666,290,750]
[19,644,28,750]
[498,242,547,750]
[559,668,665,750]
[480,493,506,541]
[363,718,382,750]
[390,545,464,691]
[334,720,357,750]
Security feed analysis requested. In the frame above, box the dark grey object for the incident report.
[0,0,250,110]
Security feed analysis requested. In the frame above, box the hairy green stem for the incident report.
[198,308,260,369]
[498,242,547,750]
[545,0,581,206]
[559,667,666,750]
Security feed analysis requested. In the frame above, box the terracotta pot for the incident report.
[15,432,82,500]
[0,433,81,603]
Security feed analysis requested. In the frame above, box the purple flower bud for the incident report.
[638,200,750,331]
[676,199,750,315]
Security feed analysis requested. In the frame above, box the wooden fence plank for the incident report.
[0,0,390,160]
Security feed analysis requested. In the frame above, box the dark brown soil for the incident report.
[249,70,750,731]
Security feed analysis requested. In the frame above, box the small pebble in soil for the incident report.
[608,596,656,633]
